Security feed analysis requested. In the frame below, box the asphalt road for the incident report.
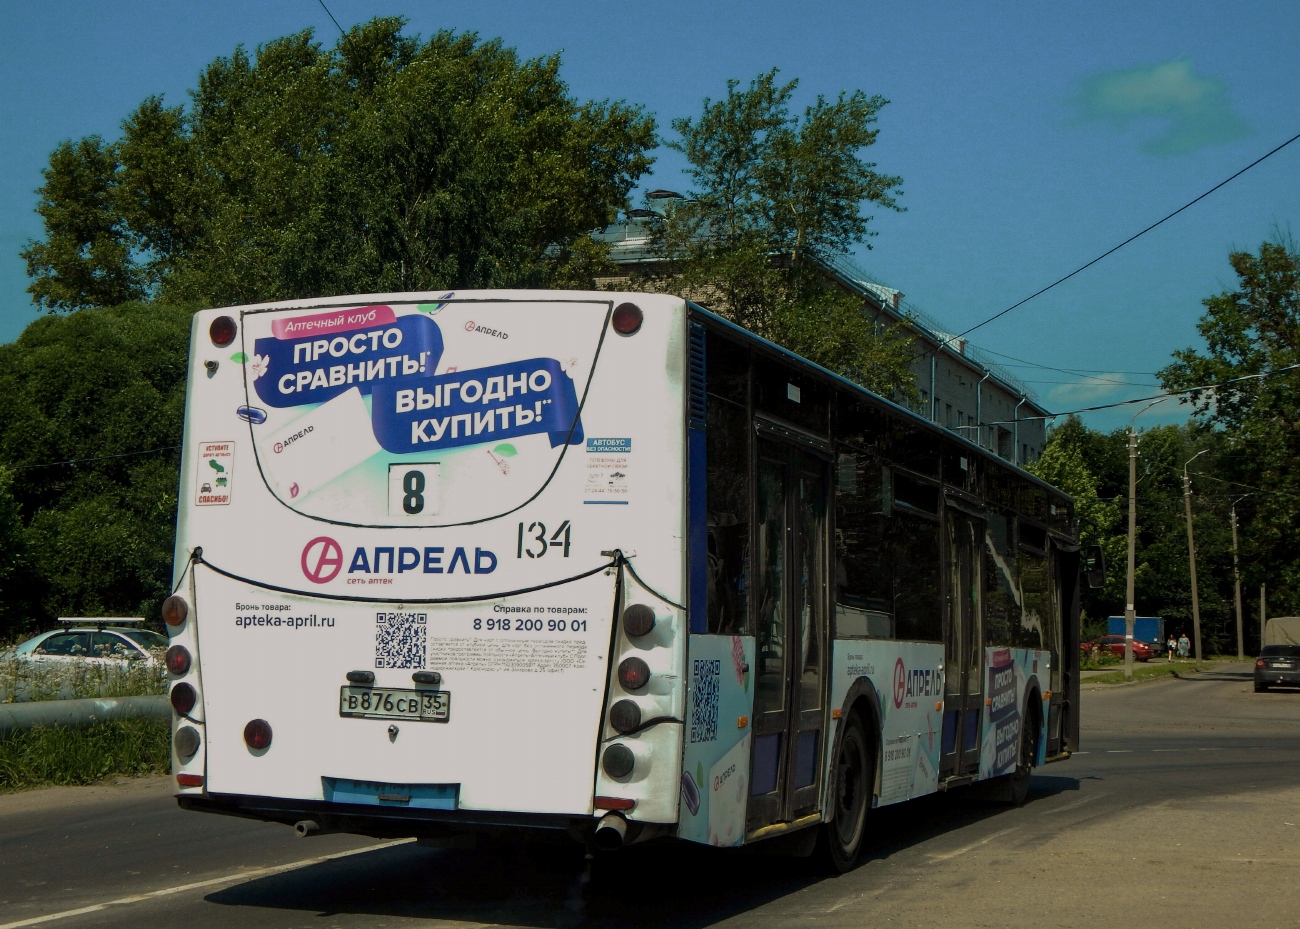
[2,661,1297,929]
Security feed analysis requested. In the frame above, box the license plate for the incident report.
[1269,662,1291,669]
[339,687,450,722]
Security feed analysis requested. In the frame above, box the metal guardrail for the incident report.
[0,695,169,737]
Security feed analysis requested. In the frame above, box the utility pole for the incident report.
[1230,498,1247,660]
[1122,399,1165,681]
[1124,429,1138,681]
[1260,584,1267,652]
[1182,450,1208,663]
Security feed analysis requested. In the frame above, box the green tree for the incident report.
[1159,239,1300,619]
[21,18,656,311]
[644,70,913,398]
[0,302,190,633]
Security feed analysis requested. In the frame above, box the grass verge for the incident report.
[1085,661,1213,685]
[0,718,170,792]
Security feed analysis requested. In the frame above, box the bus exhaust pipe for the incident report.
[294,820,323,837]
[593,813,627,851]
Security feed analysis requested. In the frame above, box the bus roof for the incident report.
[686,301,1074,509]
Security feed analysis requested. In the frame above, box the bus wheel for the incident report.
[1006,710,1037,807]
[819,713,871,873]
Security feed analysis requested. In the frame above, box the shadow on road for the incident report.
[204,775,1080,928]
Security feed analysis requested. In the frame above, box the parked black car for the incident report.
[1254,645,1300,692]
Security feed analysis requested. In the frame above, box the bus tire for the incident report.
[1006,703,1039,807]
[819,713,872,873]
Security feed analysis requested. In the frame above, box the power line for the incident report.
[9,446,181,472]
[917,129,1300,360]
[317,0,345,36]
[982,362,1300,424]
[969,346,1160,377]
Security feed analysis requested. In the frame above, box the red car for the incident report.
[1081,635,1153,661]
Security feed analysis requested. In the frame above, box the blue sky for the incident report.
[2,0,1297,432]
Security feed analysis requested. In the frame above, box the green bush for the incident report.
[0,718,170,791]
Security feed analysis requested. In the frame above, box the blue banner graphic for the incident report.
[371,358,583,454]
[252,315,445,409]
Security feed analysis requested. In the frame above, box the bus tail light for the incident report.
[176,773,204,788]
[162,595,189,628]
[174,725,201,759]
[209,316,237,346]
[611,302,643,336]
[602,743,635,778]
[622,604,656,637]
[166,645,191,676]
[609,699,641,734]
[618,657,650,691]
[170,683,197,715]
[244,719,273,750]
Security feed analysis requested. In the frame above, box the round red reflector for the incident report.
[609,699,642,734]
[611,302,643,336]
[209,315,237,346]
[165,645,191,676]
[618,656,650,691]
[162,595,189,628]
[244,718,273,751]
[622,604,656,637]
[170,682,197,715]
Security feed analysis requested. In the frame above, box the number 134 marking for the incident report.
[517,521,571,558]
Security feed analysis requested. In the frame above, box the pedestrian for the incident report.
[1177,632,1190,659]
[1167,635,1176,661]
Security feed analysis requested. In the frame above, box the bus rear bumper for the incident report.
[178,792,591,844]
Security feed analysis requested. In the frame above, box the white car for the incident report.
[6,622,167,667]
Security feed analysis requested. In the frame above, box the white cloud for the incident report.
[1075,59,1251,156]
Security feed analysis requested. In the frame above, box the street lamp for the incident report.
[1182,449,1210,663]
[1123,398,1167,681]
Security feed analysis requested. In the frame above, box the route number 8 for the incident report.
[402,471,425,514]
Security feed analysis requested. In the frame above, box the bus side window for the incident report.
[835,451,893,638]
[890,513,943,642]
[984,513,1017,648]
[1017,543,1049,650]
[706,396,749,635]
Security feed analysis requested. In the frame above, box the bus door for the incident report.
[748,436,828,832]
[941,507,984,777]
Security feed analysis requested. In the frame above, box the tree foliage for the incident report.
[641,70,913,398]
[0,303,191,635]
[21,18,656,311]
[1160,239,1300,618]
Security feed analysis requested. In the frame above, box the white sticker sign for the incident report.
[584,437,630,505]
[196,441,234,506]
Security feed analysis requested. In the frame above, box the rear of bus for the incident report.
[166,291,689,847]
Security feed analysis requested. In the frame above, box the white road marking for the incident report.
[1039,795,1102,815]
[1106,750,1133,753]
[928,827,1019,861]
[0,838,415,929]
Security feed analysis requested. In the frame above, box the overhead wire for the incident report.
[912,129,1300,362]
[980,362,1300,424]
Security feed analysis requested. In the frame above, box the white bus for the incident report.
[165,290,1095,869]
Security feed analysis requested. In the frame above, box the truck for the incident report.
[1107,616,1164,648]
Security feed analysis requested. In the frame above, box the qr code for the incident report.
[375,612,427,668]
[690,659,721,743]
